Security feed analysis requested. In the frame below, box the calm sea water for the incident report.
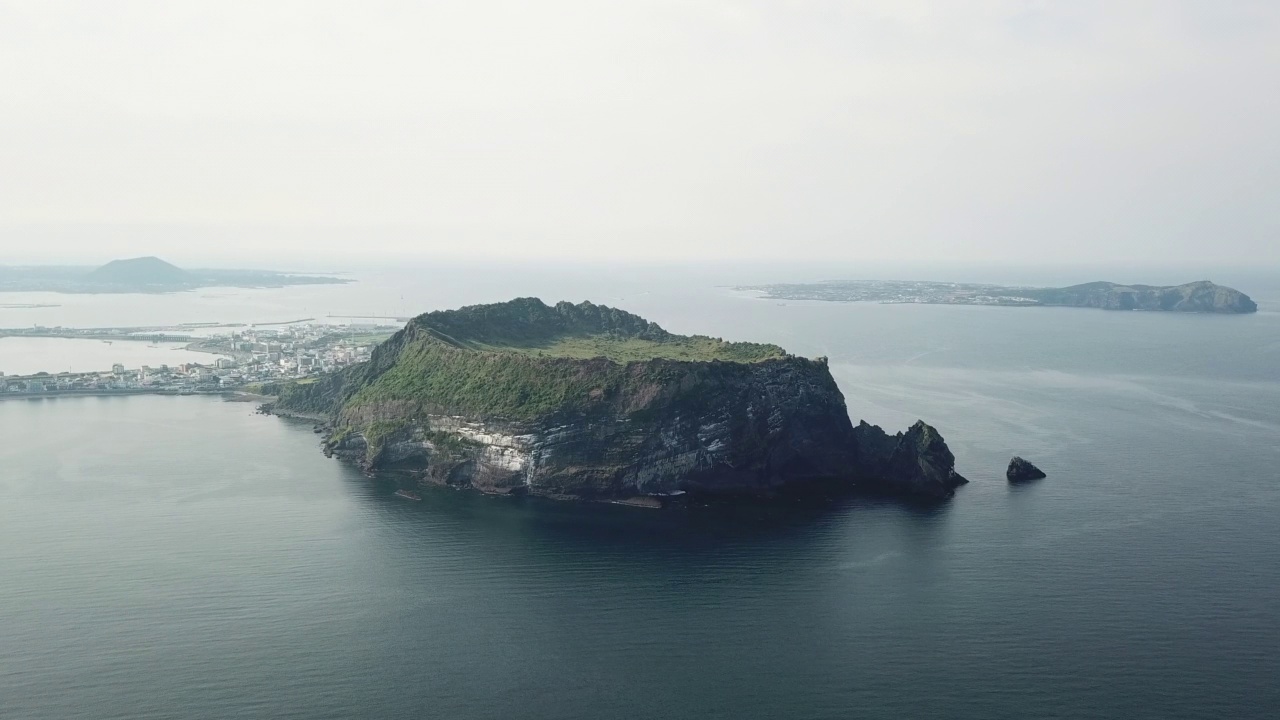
[1,267,1278,719]
[0,337,221,376]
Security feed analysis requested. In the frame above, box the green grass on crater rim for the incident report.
[411,297,787,364]
[458,334,786,363]
[274,298,796,422]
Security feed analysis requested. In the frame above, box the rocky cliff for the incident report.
[270,298,967,502]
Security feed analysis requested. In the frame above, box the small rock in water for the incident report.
[1007,456,1047,482]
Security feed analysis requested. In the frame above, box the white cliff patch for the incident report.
[697,418,732,455]
[429,415,536,483]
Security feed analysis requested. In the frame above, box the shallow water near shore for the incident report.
[0,336,221,376]
[1,268,1278,719]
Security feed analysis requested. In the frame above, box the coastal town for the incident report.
[0,322,396,396]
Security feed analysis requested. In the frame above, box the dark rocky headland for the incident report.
[266,298,967,504]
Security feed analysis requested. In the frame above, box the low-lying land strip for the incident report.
[738,279,1258,313]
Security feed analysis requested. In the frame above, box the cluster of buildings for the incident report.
[0,323,391,395]
[2,363,227,395]
[219,324,382,377]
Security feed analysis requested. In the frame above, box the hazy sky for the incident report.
[1,1,1277,266]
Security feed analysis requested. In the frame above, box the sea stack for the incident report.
[1007,456,1047,482]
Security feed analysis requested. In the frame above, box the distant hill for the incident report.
[0,258,351,293]
[84,257,192,286]
[739,279,1258,314]
[1019,280,1258,313]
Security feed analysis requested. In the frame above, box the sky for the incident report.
[0,1,1277,268]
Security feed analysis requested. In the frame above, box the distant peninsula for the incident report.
[265,298,967,504]
[740,279,1257,314]
[0,256,350,294]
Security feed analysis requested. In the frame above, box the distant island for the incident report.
[0,256,350,294]
[265,298,967,505]
[739,279,1257,314]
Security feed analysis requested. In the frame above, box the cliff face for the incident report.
[1027,281,1257,313]
[274,298,967,501]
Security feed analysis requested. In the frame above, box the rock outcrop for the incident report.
[1007,456,1047,482]
[271,298,968,502]
[853,420,969,498]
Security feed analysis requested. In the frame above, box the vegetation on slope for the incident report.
[274,297,797,422]
[474,334,782,363]
[417,297,785,363]
[362,419,414,458]
[344,335,659,420]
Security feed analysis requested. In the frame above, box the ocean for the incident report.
[0,337,220,377]
[1,265,1277,719]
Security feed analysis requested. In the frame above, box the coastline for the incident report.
[0,389,270,402]
[262,405,331,423]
